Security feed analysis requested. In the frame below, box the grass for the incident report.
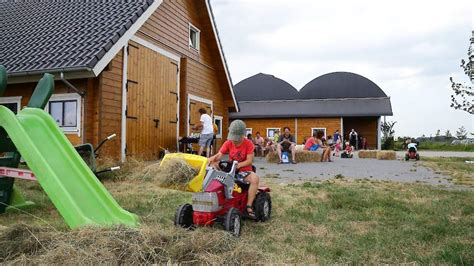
[0,174,473,264]
[422,157,474,186]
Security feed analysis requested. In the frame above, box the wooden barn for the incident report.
[230,72,393,149]
[0,0,238,161]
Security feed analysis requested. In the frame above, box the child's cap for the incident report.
[228,120,246,141]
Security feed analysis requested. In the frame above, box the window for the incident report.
[266,128,280,141]
[49,101,77,127]
[0,96,22,114]
[214,115,223,138]
[46,93,82,134]
[189,23,200,50]
[246,128,253,136]
[311,128,327,138]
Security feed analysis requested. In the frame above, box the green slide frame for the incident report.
[0,68,138,228]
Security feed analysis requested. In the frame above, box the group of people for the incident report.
[247,128,298,164]
[348,129,368,150]
[302,129,356,160]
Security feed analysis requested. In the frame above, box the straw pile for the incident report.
[0,224,259,264]
[155,158,198,189]
[358,150,378,159]
[266,151,321,163]
[376,151,396,160]
[105,157,197,190]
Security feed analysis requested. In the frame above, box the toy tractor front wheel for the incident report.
[224,208,241,237]
[415,154,420,161]
[174,203,194,229]
[405,154,409,161]
[254,192,272,222]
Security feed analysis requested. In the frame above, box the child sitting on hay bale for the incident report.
[304,131,332,162]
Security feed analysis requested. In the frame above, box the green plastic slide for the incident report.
[0,106,139,229]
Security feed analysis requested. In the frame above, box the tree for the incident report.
[435,129,441,141]
[456,126,468,139]
[445,130,452,138]
[449,31,473,114]
[381,121,396,139]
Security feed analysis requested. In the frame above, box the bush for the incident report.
[382,137,394,150]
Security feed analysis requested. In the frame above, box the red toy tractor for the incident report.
[405,146,420,161]
[174,161,271,237]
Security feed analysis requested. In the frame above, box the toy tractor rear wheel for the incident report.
[174,203,194,229]
[254,192,272,222]
[405,154,409,161]
[224,208,241,237]
[416,154,420,161]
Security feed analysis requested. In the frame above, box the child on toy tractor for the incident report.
[405,139,420,161]
[341,141,354,158]
[208,120,259,219]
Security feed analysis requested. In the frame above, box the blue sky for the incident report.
[212,0,474,137]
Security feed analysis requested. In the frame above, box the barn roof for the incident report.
[229,97,393,119]
[230,71,393,118]
[299,72,387,99]
[0,0,159,77]
[233,73,299,101]
[0,0,239,110]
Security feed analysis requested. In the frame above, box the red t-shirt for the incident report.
[304,137,316,150]
[219,139,254,172]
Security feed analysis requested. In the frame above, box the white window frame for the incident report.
[311,128,327,138]
[246,128,253,136]
[0,96,22,113]
[189,22,200,51]
[214,115,223,139]
[45,93,82,135]
[187,94,213,136]
[266,128,280,140]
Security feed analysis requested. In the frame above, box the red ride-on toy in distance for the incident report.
[405,146,420,161]
[174,161,271,237]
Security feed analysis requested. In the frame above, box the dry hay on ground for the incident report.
[358,150,378,159]
[266,151,321,163]
[0,224,259,264]
[376,151,396,160]
[111,157,197,190]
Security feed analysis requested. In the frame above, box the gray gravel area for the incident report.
[253,151,472,188]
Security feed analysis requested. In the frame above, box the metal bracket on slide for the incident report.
[0,167,36,181]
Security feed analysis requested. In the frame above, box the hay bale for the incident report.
[358,150,377,159]
[156,158,198,189]
[266,150,321,163]
[376,150,396,160]
[295,145,304,151]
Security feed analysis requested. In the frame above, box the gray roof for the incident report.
[299,72,387,99]
[234,73,299,101]
[229,97,393,119]
[0,0,154,75]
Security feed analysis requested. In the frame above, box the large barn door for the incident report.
[126,42,178,159]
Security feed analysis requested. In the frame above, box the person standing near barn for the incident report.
[349,129,358,150]
[333,130,341,144]
[192,108,214,157]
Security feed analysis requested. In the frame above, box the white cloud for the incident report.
[213,0,474,137]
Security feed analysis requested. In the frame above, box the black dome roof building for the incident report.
[299,72,387,99]
[231,71,393,150]
[234,73,299,101]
